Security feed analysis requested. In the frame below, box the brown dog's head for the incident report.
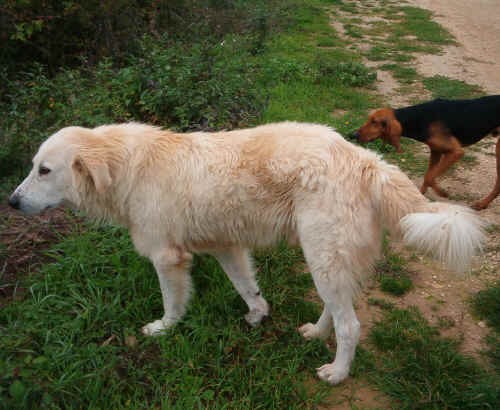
[354,108,403,153]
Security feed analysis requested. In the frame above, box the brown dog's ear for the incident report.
[72,152,112,194]
[384,116,403,153]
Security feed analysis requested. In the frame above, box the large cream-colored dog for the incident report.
[9,122,485,384]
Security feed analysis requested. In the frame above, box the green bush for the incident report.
[0,33,269,177]
[0,0,292,178]
[0,0,278,74]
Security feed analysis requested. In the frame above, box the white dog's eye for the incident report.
[39,166,51,176]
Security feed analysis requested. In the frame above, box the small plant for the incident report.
[376,237,413,296]
[379,274,412,296]
[471,284,500,332]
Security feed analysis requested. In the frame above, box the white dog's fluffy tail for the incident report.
[372,161,486,273]
[400,204,485,272]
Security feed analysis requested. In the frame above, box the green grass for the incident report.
[471,285,500,333]
[0,229,334,408]
[380,64,418,85]
[376,237,413,296]
[423,75,485,99]
[359,3,453,65]
[471,273,500,373]
[339,0,457,101]
[258,2,376,133]
[395,7,454,45]
[368,307,499,409]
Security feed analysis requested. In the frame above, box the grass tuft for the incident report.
[471,284,500,332]
[376,237,413,296]
[423,75,484,99]
[368,307,500,409]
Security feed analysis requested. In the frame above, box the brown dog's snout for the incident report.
[355,127,372,143]
[348,130,360,140]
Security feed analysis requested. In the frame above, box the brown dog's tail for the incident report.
[371,160,486,273]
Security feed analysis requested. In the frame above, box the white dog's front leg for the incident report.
[141,248,193,336]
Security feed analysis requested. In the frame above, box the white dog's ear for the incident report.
[72,153,112,194]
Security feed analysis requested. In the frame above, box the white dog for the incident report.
[9,122,485,384]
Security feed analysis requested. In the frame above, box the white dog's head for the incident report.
[9,126,113,215]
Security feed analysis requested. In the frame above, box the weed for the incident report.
[437,316,455,330]
[367,297,395,311]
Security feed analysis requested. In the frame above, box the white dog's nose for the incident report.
[8,194,20,210]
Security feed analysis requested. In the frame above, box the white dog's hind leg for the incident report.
[298,306,333,340]
[298,213,362,385]
[142,248,193,336]
[212,248,269,326]
[315,291,359,385]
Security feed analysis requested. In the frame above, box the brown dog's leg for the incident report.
[420,150,442,194]
[472,137,500,210]
[423,134,464,197]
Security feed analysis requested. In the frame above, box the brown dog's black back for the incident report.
[395,95,500,146]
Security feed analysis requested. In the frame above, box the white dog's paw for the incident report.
[141,319,169,336]
[244,308,268,327]
[316,362,349,385]
[298,322,329,340]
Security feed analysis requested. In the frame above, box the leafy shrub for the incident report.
[0,0,278,74]
[0,34,265,177]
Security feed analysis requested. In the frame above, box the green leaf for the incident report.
[9,380,26,401]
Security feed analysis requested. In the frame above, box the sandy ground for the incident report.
[409,0,500,94]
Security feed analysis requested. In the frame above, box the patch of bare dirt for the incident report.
[0,204,81,306]
[328,1,429,107]
[408,0,500,94]
[320,379,391,410]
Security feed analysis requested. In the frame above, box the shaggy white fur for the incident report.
[10,121,485,385]
[400,204,486,273]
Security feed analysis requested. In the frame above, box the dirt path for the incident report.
[409,0,500,94]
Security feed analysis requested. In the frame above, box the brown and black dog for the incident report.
[354,95,500,210]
